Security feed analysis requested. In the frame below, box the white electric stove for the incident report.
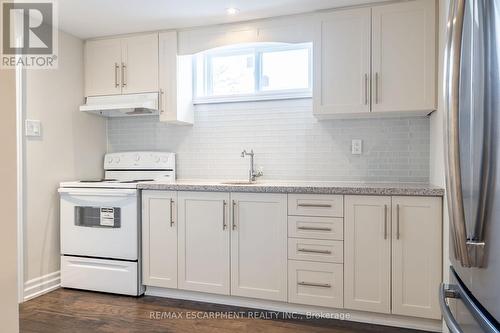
[58,151,175,296]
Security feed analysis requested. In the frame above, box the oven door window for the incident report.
[74,207,121,228]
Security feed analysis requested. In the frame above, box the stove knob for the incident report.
[107,157,114,164]
[154,155,160,163]
[115,157,120,163]
[135,154,141,161]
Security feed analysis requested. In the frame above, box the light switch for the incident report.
[351,139,362,155]
[25,120,42,137]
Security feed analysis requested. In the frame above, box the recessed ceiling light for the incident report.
[226,7,240,15]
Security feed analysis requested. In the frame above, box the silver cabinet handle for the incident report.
[159,89,164,114]
[440,284,463,333]
[121,62,127,87]
[375,72,380,104]
[114,63,120,88]
[169,199,174,227]
[298,282,331,288]
[232,200,237,230]
[298,248,332,255]
[297,203,332,208]
[222,200,227,230]
[384,204,388,240]
[364,73,369,105]
[396,204,400,239]
[297,226,332,232]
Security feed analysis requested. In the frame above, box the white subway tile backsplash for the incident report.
[107,99,430,182]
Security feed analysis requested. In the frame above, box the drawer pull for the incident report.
[297,226,332,231]
[298,248,332,254]
[297,203,332,208]
[298,281,331,288]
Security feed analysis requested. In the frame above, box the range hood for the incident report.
[80,92,160,117]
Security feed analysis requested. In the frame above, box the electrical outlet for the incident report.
[25,120,42,137]
[351,139,362,155]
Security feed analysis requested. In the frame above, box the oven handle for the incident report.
[58,188,137,197]
[440,283,463,333]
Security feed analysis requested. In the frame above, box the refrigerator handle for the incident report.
[439,283,463,333]
[444,0,471,267]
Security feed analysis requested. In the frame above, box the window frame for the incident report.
[192,42,313,104]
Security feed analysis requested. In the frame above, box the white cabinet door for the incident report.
[230,193,287,301]
[121,33,159,94]
[177,192,230,295]
[158,31,194,125]
[371,0,436,113]
[392,196,442,319]
[84,38,122,97]
[344,195,391,314]
[142,191,177,288]
[313,8,371,116]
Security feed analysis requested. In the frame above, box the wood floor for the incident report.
[20,289,431,333]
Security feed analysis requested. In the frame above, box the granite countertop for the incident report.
[137,180,444,197]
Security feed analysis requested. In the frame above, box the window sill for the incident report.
[192,92,312,105]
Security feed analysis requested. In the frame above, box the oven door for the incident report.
[59,188,138,261]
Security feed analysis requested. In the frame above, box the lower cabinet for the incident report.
[391,196,442,319]
[231,193,288,301]
[142,190,442,320]
[176,191,288,300]
[177,191,231,295]
[142,191,178,288]
[288,260,343,308]
[344,195,442,319]
[344,195,392,313]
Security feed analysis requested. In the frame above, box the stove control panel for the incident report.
[104,152,175,170]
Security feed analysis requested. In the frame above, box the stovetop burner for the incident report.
[118,179,155,183]
[79,179,117,183]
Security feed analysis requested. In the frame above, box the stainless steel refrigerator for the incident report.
[442,0,500,332]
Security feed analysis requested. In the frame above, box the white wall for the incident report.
[108,100,430,183]
[0,66,20,333]
[23,31,107,299]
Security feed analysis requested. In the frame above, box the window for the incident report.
[193,43,312,103]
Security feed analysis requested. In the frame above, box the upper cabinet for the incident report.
[158,32,194,125]
[121,34,159,95]
[84,38,122,96]
[84,33,159,97]
[371,0,436,113]
[313,8,371,115]
[314,0,436,118]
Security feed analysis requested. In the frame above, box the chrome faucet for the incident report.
[241,149,263,182]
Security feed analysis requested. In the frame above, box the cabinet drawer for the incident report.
[288,260,343,308]
[288,194,343,217]
[288,216,343,240]
[288,239,343,263]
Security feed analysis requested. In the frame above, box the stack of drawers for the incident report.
[287,194,344,308]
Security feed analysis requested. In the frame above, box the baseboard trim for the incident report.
[146,286,442,332]
[24,271,61,302]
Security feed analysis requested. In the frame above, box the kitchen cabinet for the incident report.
[371,0,436,113]
[84,38,122,96]
[313,8,371,115]
[344,195,392,314]
[142,191,178,289]
[84,33,158,97]
[121,34,159,95]
[177,191,230,295]
[230,193,287,301]
[314,0,436,117]
[391,196,442,319]
[344,195,442,319]
[158,31,194,125]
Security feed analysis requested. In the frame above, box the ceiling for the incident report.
[58,0,390,39]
